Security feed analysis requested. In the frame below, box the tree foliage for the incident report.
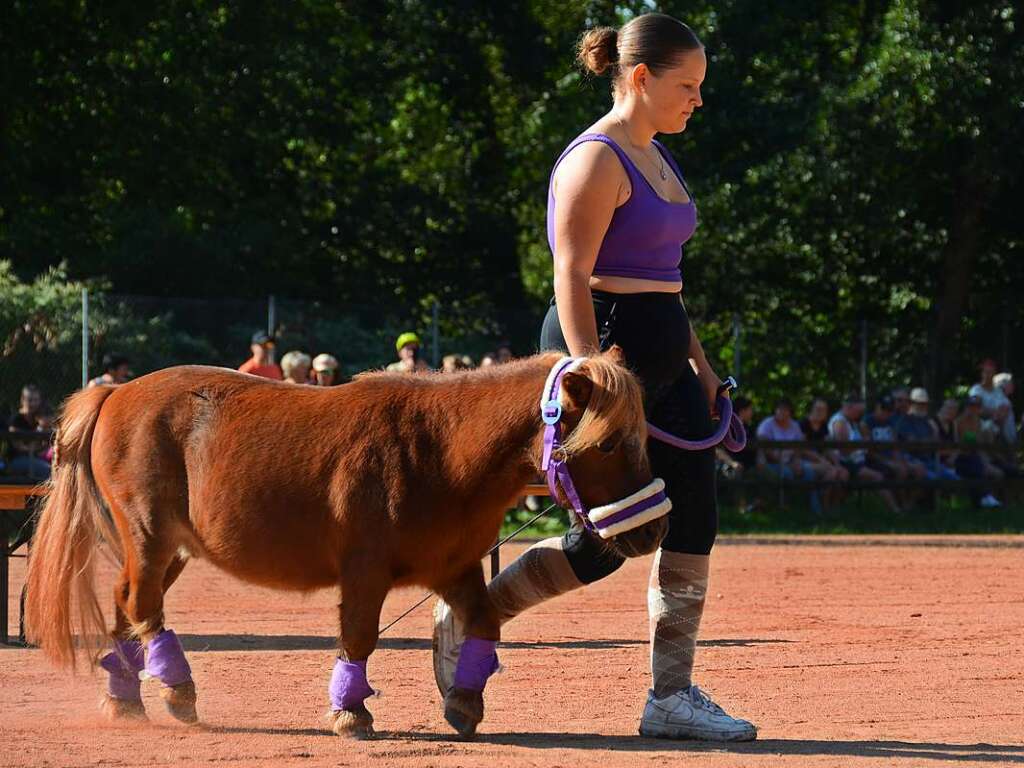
[2,0,1021,411]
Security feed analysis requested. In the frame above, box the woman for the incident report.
[280,351,312,385]
[7,384,53,480]
[799,397,849,509]
[955,395,1003,508]
[433,14,755,741]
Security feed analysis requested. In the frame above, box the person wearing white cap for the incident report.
[312,354,341,387]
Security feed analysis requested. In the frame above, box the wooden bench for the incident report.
[1,483,46,645]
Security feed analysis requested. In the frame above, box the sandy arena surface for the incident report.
[2,536,1022,767]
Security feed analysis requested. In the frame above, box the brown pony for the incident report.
[25,350,667,738]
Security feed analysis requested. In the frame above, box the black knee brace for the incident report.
[561,524,627,584]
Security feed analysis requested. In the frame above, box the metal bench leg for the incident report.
[1,541,9,645]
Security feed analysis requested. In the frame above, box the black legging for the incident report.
[539,290,718,583]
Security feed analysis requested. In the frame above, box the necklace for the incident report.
[614,116,666,180]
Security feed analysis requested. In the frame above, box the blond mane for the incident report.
[559,353,648,464]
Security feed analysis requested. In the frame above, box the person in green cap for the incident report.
[387,332,430,373]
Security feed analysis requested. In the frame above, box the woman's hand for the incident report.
[696,363,725,418]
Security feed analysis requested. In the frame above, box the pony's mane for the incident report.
[353,352,647,461]
[559,354,648,461]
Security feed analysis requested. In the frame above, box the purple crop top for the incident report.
[546,133,697,283]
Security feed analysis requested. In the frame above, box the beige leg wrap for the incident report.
[648,549,709,698]
[488,537,583,624]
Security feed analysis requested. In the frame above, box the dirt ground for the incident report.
[2,536,1022,767]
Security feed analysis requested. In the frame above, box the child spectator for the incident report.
[388,332,431,373]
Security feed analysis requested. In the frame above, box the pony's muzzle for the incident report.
[587,478,672,539]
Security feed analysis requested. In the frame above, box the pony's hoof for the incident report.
[159,680,198,724]
[329,705,375,739]
[100,694,147,722]
[443,687,483,740]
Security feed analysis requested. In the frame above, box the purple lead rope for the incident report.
[647,393,747,453]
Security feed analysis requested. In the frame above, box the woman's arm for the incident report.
[686,315,723,414]
[551,143,626,357]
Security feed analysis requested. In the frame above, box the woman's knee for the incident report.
[561,526,626,584]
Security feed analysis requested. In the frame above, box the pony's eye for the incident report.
[597,439,618,454]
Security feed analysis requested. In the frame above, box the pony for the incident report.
[25,349,669,738]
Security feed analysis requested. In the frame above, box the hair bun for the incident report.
[576,27,619,76]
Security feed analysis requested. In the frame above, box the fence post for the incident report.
[860,317,868,401]
[81,289,89,388]
[267,295,277,365]
[732,313,742,381]
[431,299,440,369]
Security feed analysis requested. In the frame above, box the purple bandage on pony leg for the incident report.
[144,629,192,688]
[329,658,375,711]
[453,636,500,692]
[99,638,145,701]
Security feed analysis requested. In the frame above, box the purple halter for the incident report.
[540,357,671,539]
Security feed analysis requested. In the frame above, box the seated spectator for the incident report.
[88,353,132,388]
[954,394,1003,508]
[312,354,341,386]
[799,397,849,509]
[7,384,52,480]
[933,398,961,474]
[718,396,756,476]
[969,358,1012,443]
[281,351,312,385]
[863,395,925,484]
[828,392,902,514]
[479,352,497,368]
[992,372,1017,446]
[239,332,283,380]
[901,388,956,481]
[387,332,431,373]
[890,387,911,434]
[495,342,514,364]
[756,398,822,514]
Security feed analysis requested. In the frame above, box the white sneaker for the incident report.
[431,599,463,696]
[639,685,757,741]
[980,494,1002,508]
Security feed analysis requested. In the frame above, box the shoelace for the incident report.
[688,685,725,715]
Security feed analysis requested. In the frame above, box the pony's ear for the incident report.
[605,344,627,367]
[561,370,593,411]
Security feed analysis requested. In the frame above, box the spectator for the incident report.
[902,388,957,481]
[992,372,1017,446]
[281,351,312,385]
[954,394,1003,508]
[863,395,925,487]
[7,384,52,480]
[933,397,961,474]
[799,397,850,509]
[88,353,132,388]
[495,342,514,364]
[890,387,911,433]
[969,358,1012,441]
[239,332,283,380]
[828,392,901,514]
[312,354,341,386]
[756,398,822,514]
[387,332,431,373]
[718,396,756,476]
[441,354,471,373]
[479,352,497,368]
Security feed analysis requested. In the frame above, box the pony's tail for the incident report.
[25,385,122,670]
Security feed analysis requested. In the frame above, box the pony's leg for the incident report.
[437,564,501,739]
[99,571,147,721]
[123,549,199,725]
[328,562,390,739]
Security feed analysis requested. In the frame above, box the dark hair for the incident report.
[732,396,752,412]
[577,13,702,83]
[102,353,130,373]
[774,398,794,414]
